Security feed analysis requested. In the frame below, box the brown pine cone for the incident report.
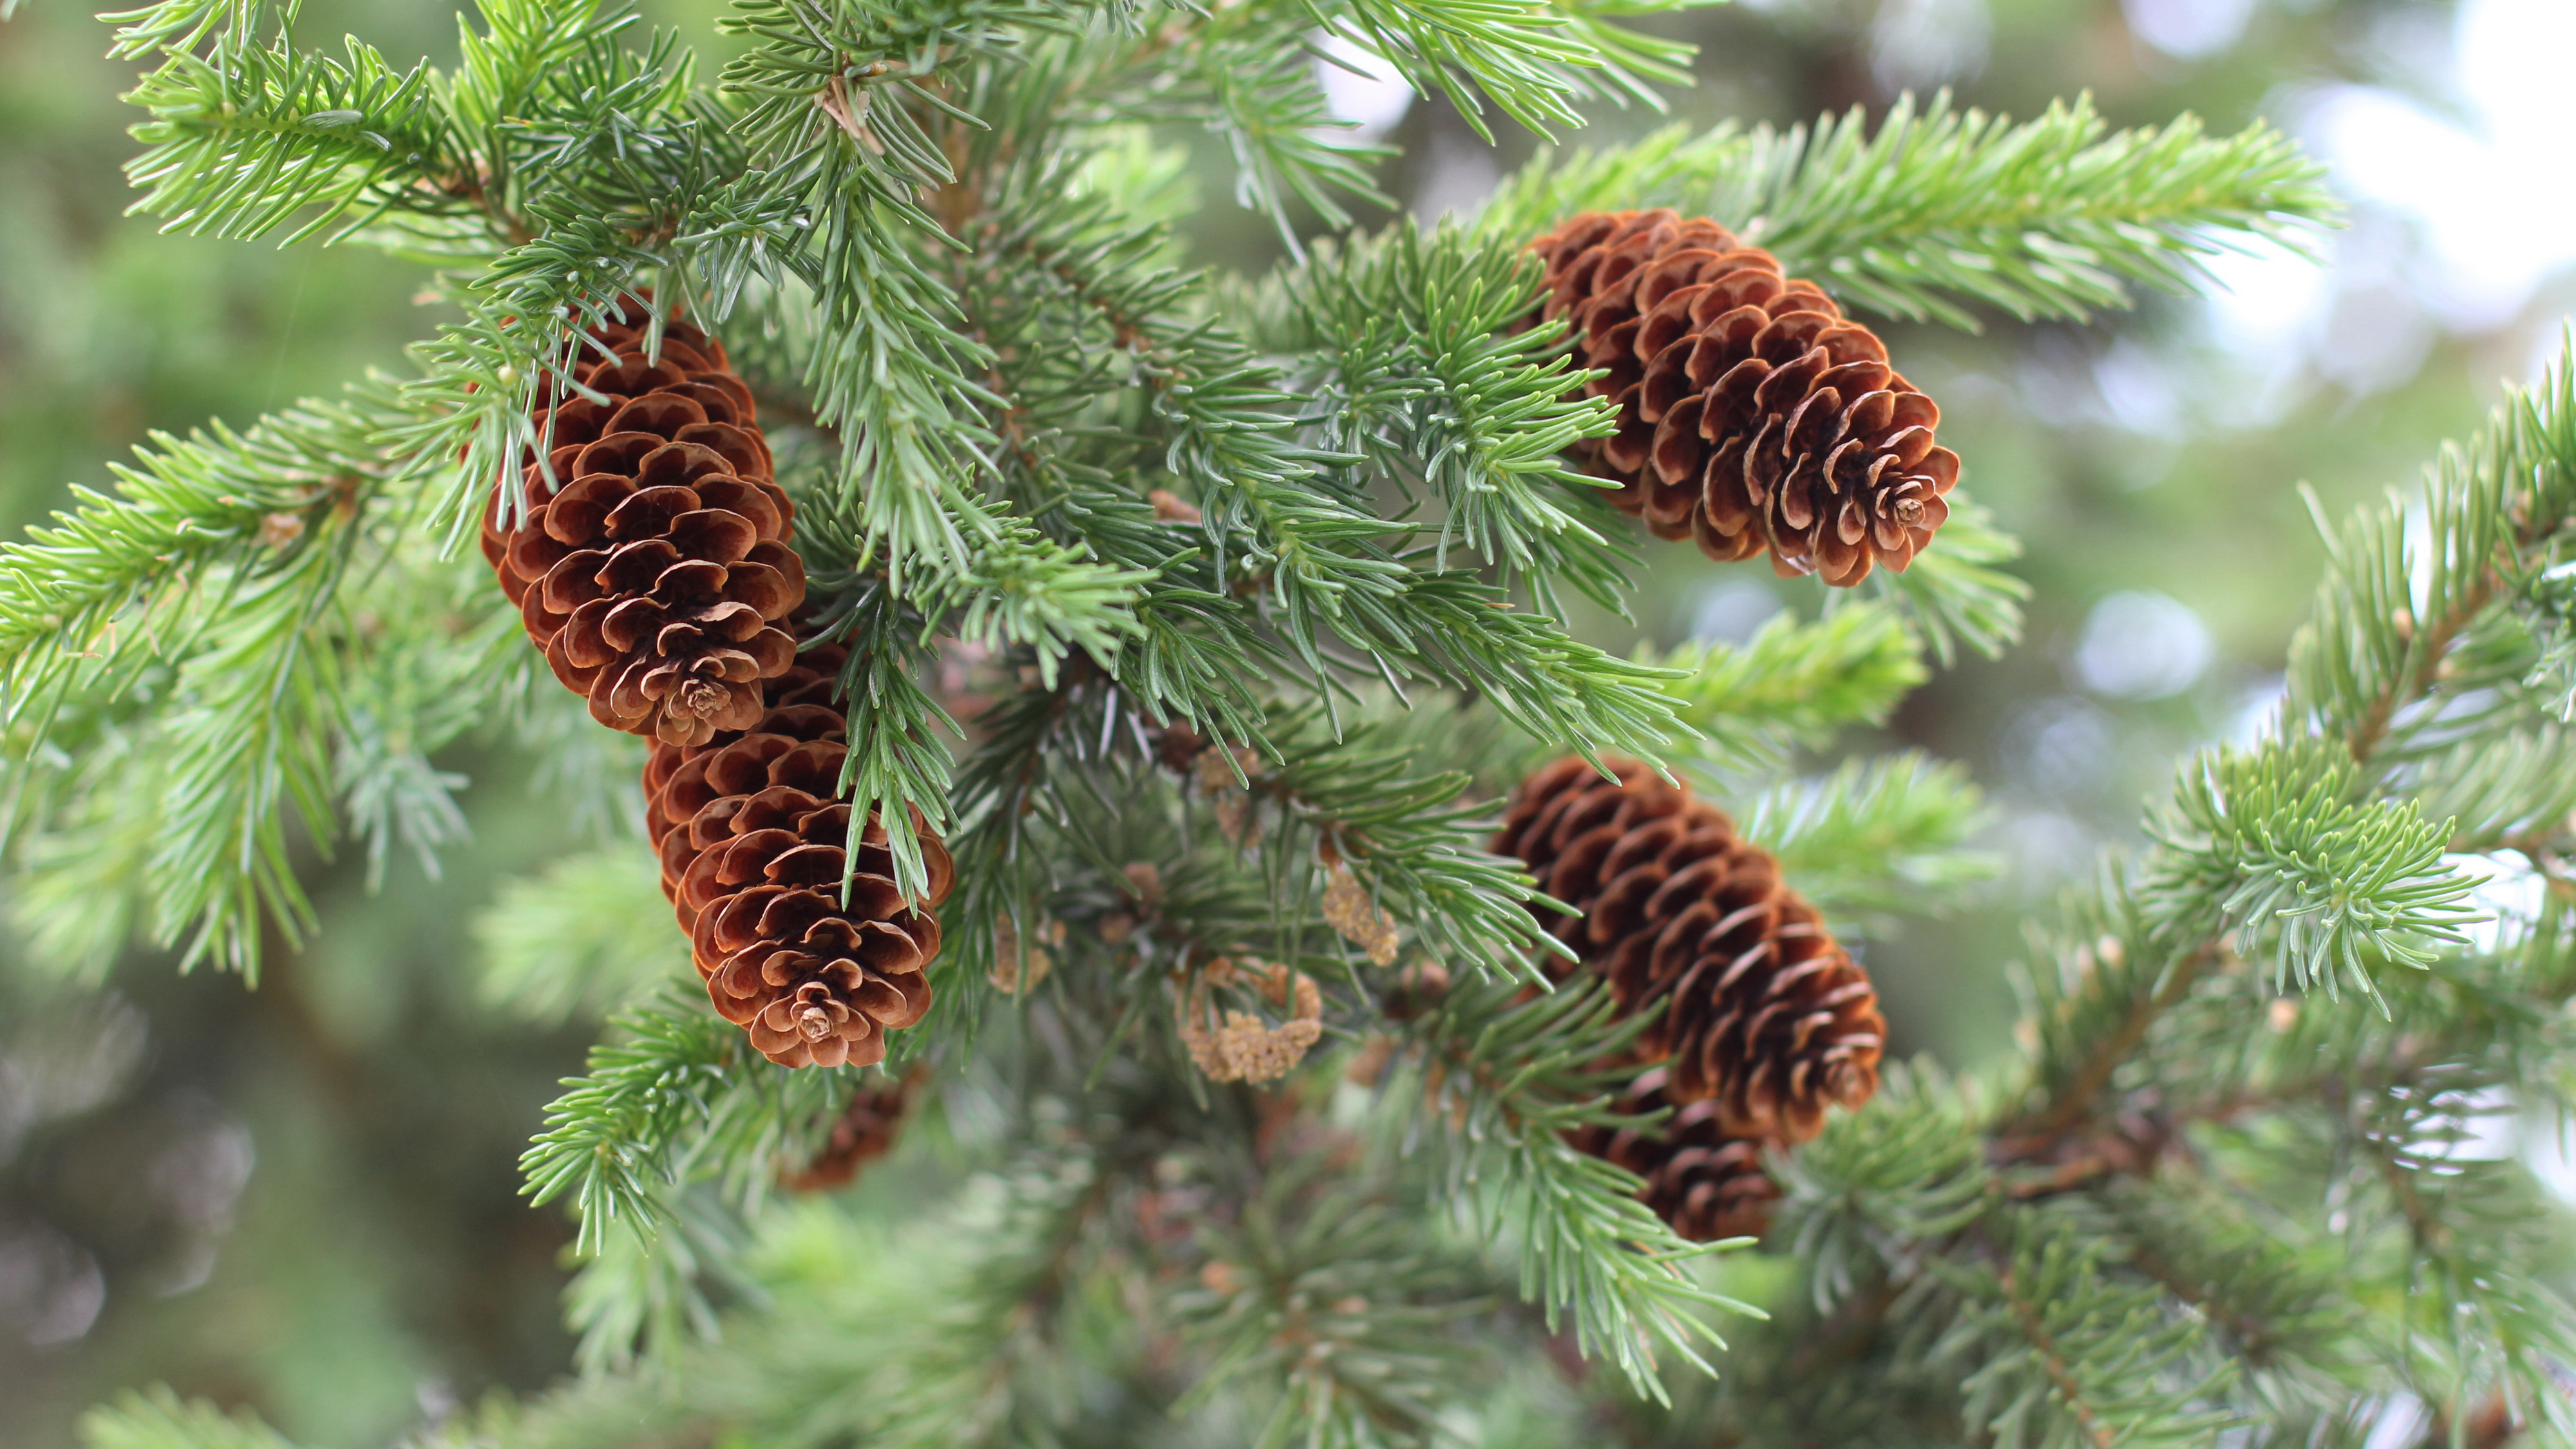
[480,298,806,746]
[643,644,953,1068]
[1494,755,1883,1142]
[1526,209,1958,586]
[1571,1066,1782,1243]
[780,1075,919,1192]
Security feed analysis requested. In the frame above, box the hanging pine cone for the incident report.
[1526,209,1958,586]
[480,298,806,746]
[1570,1066,1783,1243]
[643,643,953,1068]
[1494,755,1883,1142]
[780,1074,920,1191]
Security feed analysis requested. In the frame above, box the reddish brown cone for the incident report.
[1570,1066,1783,1243]
[643,645,952,1068]
[1526,209,1958,586]
[480,298,805,746]
[781,1075,919,1192]
[1494,755,1883,1144]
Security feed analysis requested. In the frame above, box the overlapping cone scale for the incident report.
[1495,755,1884,1144]
[643,645,953,1069]
[1526,209,1958,586]
[480,299,804,747]
[1569,1066,1783,1243]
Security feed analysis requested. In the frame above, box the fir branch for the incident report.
[562,1184,759,1374]
[811,571,961,905]
[1714,92,2337,330]
[1287,222,1629,609]
[2002,345,2576,1146]
[1738,752,1996,918]
[519,989,858,1255]
[474,842,692,1023]
[1660,602,1925,770]
[120,497,350,976]
[1478,93,2332,335]
[1256,703,1568,978]
[1309,0,1702,144]
[120,30,467,245]
[2146,739,2479,1010]
[1935,1214,2238,1449]
[1006,189,1689,760]
[1196,23,1396,242]
[447,0,629,138]
[1474,120,1750,243]
[390,222,664,543]
[1857,495,2029,665]
[1377,977,1751,1398]
[1776,1059,1993,1309]
[1177,1171,1488,1449]
[2288,344,2576,763]
[520,989,738,1251]
[0,394,393,749]
[102,0,272,61]
[80,1389,296,1449]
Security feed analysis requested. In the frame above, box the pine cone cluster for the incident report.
[480,301,805,746]
[1527,209,1958,585]
[1496,755,1885,1240]
[644,644,952,1069]
[472,295,952,1069]
[1569,1067,1781,1244]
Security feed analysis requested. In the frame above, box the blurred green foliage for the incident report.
[3,0,2566,1444]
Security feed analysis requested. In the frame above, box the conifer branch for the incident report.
[0,395,393,744]
[1287,222,1630,609]
[1307,0,1703,144]
[518,988,855,1255]
[1376,978,1750,1398]
[1739,752,1996,918]
[1660,603,1925,769]
[79,1389,294,1449]
[119,28,465,245]
[1716,93,2336,330]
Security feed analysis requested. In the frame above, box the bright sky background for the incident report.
[2206,0,2576,392]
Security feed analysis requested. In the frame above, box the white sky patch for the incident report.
[2361,1393,2432,1449]
[2526,1111,2576,1206]
[2225,673,2286,748]
[2072,590,2214,700]
[2447,849,2542,956]
[2123,0,2257,60]
[1311,31,1414,141]
[1685,577,1783,645]
[2201,0,2576,392]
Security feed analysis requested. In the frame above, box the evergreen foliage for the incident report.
[26,0,2573,1443]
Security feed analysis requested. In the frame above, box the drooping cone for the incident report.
[1494,755,1883,1142]
[1570,1066,1782,1243]
[1526,209,1958,586]
[643,643,953,1068]
[480,298,806,746]
[781,1075,919,1191]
